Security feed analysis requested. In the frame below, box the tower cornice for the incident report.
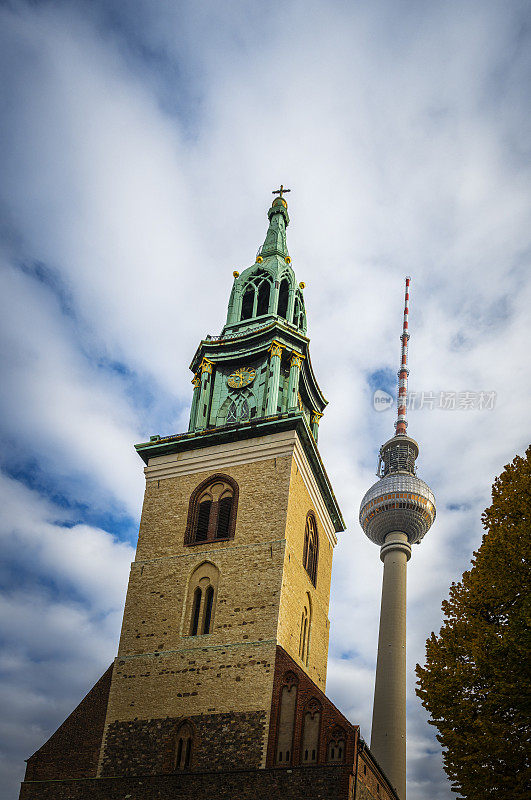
[189,320,328,413]
[135,414,344,534]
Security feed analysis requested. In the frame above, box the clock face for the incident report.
[227,367,256,389]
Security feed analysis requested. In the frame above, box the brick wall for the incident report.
[266,646,358,768]
[355,750,397,800]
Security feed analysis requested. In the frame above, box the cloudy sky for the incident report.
[0,0,530,797]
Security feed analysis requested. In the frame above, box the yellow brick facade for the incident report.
[277,458,334,687]
[100,431,337,772]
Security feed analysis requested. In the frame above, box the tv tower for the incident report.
[359,278,436,799]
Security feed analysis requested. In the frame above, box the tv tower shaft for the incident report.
[359,278,436,799]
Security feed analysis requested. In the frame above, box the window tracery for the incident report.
[185,474,239,545]
[239,269,273,321]
[327,725,346,763]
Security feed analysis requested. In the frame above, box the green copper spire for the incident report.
[260,196,290,258]
[179,190,327,443]
[135,187,344,534]
[223,191,306,335]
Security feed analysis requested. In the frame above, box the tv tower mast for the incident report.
[359,278,436,799]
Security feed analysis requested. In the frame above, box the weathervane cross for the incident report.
[272,184,291,199]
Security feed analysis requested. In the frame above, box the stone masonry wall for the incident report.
[134,453,292,563]
[20,765,352,800]
[101,711,265,776]
[102,454,295,767]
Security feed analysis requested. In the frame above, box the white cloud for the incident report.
[0,1,529,798]
[0,470,134,797]
[0,261,145,516]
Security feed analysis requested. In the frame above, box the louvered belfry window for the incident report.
[195,500,211,541]
[303,512,319,586]
[185,474,239,545]
[216,496,232,538]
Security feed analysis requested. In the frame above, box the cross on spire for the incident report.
[272,184,291,199]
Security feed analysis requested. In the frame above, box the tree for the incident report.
[416,446,531,799]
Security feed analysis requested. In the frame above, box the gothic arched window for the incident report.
[185,474,239,545]
[301,699,322,765]
[222,391,254,427]
[241,286,255,320]
[240,270,272,322]
[303,512,319,587]
[293,295,300,325]
[299,593,312,666]
[186,561,219,636]
[275,671,298,765]
[327,726,346,763]
[278,278,289,319]
[174,720,194,770]
[256,280,270,316]
[203,585,214,633]
[190,586,202,635]
[295,290,306,332]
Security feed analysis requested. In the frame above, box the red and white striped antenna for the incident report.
[395,277,411,435]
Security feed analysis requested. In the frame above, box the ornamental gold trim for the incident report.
[200,358,214,374]
[290,352,305,369]
[268,340,285,359]
[310,410,324,425]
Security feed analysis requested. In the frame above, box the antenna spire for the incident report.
[395,277,411,436]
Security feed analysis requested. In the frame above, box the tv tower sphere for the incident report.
[359,277,435,800]
[359,434,436,548]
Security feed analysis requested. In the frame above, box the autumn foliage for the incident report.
[416,446,531,799]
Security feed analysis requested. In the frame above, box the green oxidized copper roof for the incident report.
[261,196,290,258]
[224,195,304,337]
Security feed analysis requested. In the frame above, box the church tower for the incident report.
[98,188,344,773]
[20,191,399,800]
